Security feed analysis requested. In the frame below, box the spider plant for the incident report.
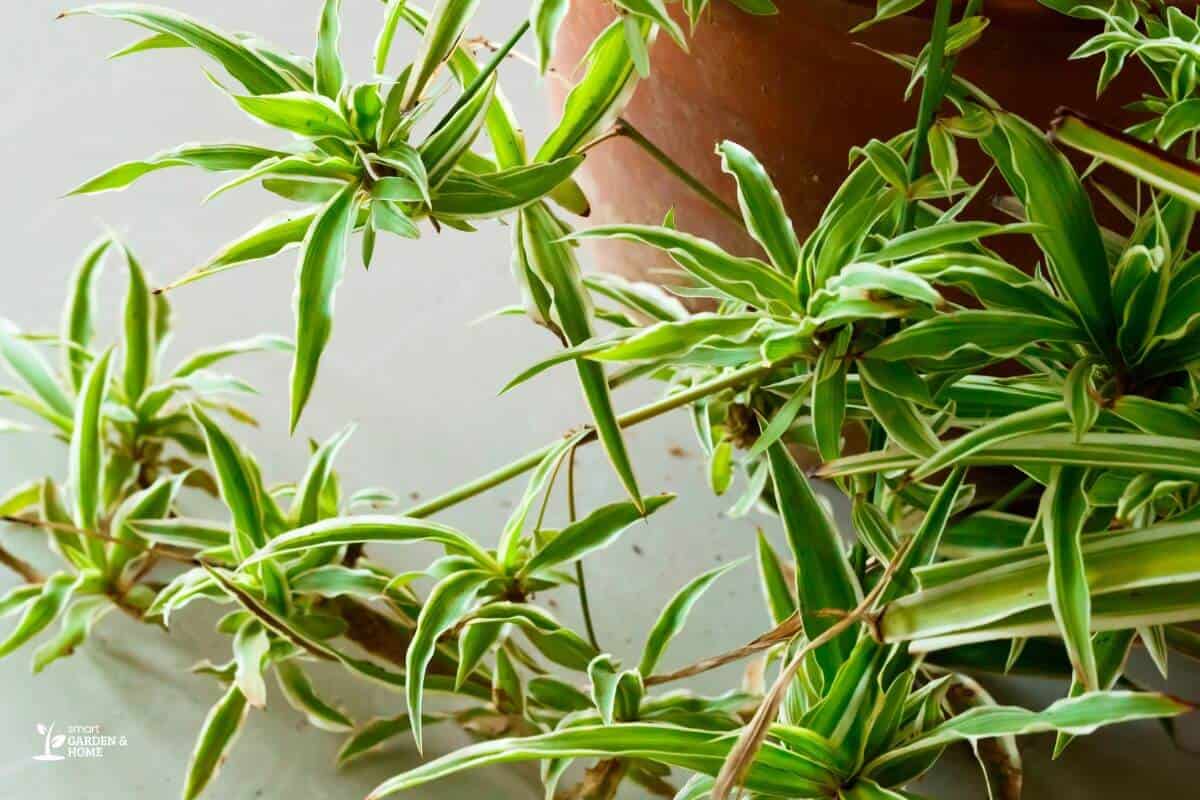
[3,0,1200,799]
[0,234,287,668]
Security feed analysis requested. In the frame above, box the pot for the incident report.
[547,0,1145,283]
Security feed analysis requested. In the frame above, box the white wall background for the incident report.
[0,2,1196,798]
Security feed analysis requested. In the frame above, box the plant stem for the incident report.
[403,361,780,519]
[0,542,42,584]
[898,0,955,233]
[613,117,745,228]
[710,533,917,800]
[567,444,601,651]
[429,19,530,136]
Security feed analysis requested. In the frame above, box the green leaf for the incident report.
[368,723,840,799]
[715,137,801,272]
[854,0,924,32]
[492,647,525,715]
[1064,359,1100,442]
[0,480,41,518]
[859,375,940,457]
[31,596,109,673]
[588,654,622,724]
[232,92,356,140]
[1054,109,1200,209]
[870,221,1041,263]
[185,210,319,284]
[766,440,860,681]
[881,515,1200,645]
[421,82,498,191]
[242,515,495,571]
[985,112,1117,359]
[527,676,592,712]
[108,472,183,579]
[116,242,154,404]
[0,573,80,660]
[337,713,444,766]
[375,141,431,206]
[128,517,230,550]
[638,559,743,676]
[897,252,1073,320]
[497,428,589,569]
[290,181,358,431]
[233,619,270,708]
[454,621,502,690]
[61,236,112,391]
[928,123,958,196]
[866,691,1189,778]
[817,262,943,308]
[371,199,420,238]
[530,0,570,73]
[275,659,353,732]
[432,157,584,219]
[1111,395,1200,439]
[314,0,344,99]
[869,311,1086,362]
[0,320,74,420]
[68,142,283,195]
[69,348,113,566]
[0,585,40,619]
[1043,466,1098,691]
[521,206,644,511]
[191,404,265,557]
[708,439,734,496]
[583,273,686,322]
[406,570,492,751]
[401,0,481,110]
[1054,629,1136,757]
[66,4,295,95]
[745,378,811,460]
[462,603,597,671]
[290,423,355,527]
[203,155,356,204]
[172,334,292,379]
[616,0,688,51]
[812,340,849,463]
[884,467,967,602]
[756,531,797,624]
[182,683,250,800]
[570,224,797,313]
[912,402,1068,481]
[536,18,643,161]
[521,494,674,576]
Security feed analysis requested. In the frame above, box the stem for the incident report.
[0,542,42,584]
[711,534,917,800]
[403,361,780,519]
[644,613,802,687]
[612,117,745,228]
[1,514,196,565]
[429,20,530,136]
[898,0,955,233]
[567,444,601,651]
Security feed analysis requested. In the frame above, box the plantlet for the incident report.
[0,235,287,666]
[3,1,1200,798]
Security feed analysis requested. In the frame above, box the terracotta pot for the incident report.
[547,0,1147,283]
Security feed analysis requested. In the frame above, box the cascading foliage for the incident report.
[3,0,1200,798]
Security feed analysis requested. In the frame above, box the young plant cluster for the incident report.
[2,0,1200,798]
